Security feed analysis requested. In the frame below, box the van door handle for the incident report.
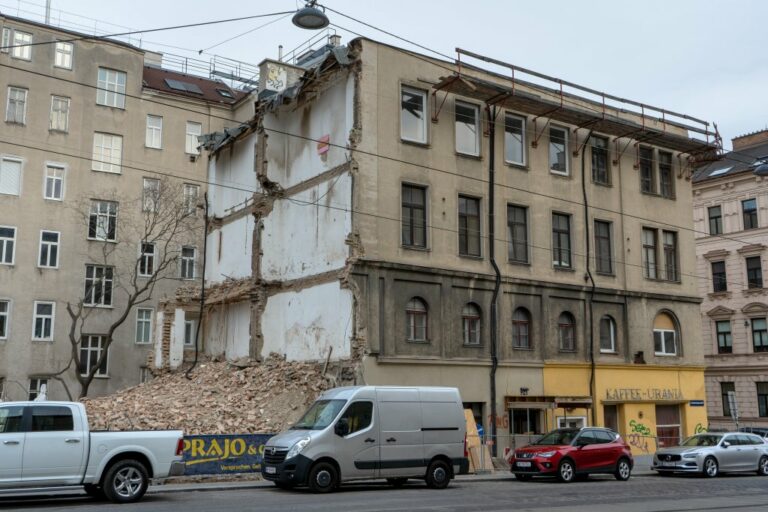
[65,438,81,443]
[3,440,20,445]
[386,437,396,443]
[365,438,375,443]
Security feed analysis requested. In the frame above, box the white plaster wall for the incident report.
[206,215,254,283]
[264,74,353,189]
[170,309,185,369]
[208,133,259,218]
[261,173,352,281]
[261,281,353,361]
[153,310,165,368]
[204,301,251,360]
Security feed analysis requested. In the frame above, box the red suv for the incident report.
[509,427,633,482]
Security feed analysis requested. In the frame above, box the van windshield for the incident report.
[291,399,347,430]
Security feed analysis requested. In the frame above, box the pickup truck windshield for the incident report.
[535,429,578,446]
[681,434,722,447]
[291,399,346,430]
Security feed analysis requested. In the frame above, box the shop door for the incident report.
[603,405,618,432]
[655,405,681,448]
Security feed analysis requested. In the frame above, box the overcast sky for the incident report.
[7,0,766,149]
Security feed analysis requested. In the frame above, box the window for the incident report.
[28,378,48,400]
[183,184,199,214]
[31,406,74,432]
[507,205,528,263]
[549,126,568,175]
[92,132,123,173]
[405,298,427,342]
[721,382,735,417]
[0,405,23,432]
[458,196,481,257]
[758,382,768,418]
[662,231,678,281]
[716,320,732,354]
[591,136,609,184]
[184,320,197,347]
[600,315,616,352]
[185,121,202,154]
[0,157,22,196]
[144,115,163,149]
[44,165,64,200]
[512,308,531,349]
[753,318,768,353]
[712,261,727,292]
[401,184,427,248]
[32,301,54,341]
[0,226,16,264]
[135,308,153,344]
[746,256,763,289]
[653,312,678,356]
[54,41,73,69]
[88,200,117,241]
[96,68,126,108]
[504,114,525,165]
[462,303,481,346]
[659,151,674,198]
[455,101,480,156]
[708,206,722,236]
[6,87,27,124]
[594,220,613,274]
[79,335,108,377]
[552,213,571,268]
[142,178,160,212]
[180,246,196,279]
[38,230,59,268]
[558,312,576,351]
[84,265,113,307]
[49,95,70,132]
[0,300,9,339]
[642,228,657,279]
[338,401,373,435]
[639,147,655,193]
[743,199,758,230]
[400,86,427,144]
[11,30,32,60]
[139,242,156,277]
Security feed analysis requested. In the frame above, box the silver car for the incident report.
[653,432,768,477]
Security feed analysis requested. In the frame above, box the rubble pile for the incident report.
[82,355,334,434]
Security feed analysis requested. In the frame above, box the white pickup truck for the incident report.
[0,401,185,503]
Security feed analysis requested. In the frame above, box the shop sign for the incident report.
[182,434,274,475]
[605,387,683,401]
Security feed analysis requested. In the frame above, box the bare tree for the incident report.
[57,178,201,398]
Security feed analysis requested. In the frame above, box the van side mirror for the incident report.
[335,418,350,437]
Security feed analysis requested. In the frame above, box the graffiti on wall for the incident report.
[629,419,652,436]
[627,420,654,453]
[694,423,707,434]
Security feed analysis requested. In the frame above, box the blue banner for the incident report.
[182,434,274,475]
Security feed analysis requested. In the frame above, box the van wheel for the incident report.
[557,459,576,483]
[308,462,338,493]
[387,478,408,487]
[102,459,149,503]
[425,459,451,489]
[614,458,632,481]
[83,484,105,500]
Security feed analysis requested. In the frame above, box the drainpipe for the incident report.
[581,131,597,426]
[487,105,501,456]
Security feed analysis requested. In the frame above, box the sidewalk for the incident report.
[150,455,657,495]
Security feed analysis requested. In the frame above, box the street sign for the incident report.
[689,400,705,407]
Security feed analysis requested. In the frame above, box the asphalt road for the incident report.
[2,474,768,512]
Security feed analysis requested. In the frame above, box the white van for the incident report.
[261,386,469,492]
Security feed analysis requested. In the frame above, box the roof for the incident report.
[693,139,768,184]
[142,66,249,105]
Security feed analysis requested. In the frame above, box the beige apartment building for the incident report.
[0,14,251,400]
[693,130,768,431]
[173,37,718,453]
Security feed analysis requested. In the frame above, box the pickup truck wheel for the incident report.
[102,459,149,503]
[83,484,104,500]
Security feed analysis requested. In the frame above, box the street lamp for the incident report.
[292,1,329,30]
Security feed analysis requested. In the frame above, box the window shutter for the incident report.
[1,28,10,53]
[0,159,22,195]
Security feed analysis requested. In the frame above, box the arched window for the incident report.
[600,315,617,353]
[653,311,679,356]
[406,298,428,342]
[462,303,481,345]
[512,308,531,349]
[558,312,576,351]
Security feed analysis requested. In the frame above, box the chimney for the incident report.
[732,129,768,151]
[329,34,341,47]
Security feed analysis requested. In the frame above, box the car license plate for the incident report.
[661,461,675,467]
[517,461,532,468]
[265,466,277,474]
